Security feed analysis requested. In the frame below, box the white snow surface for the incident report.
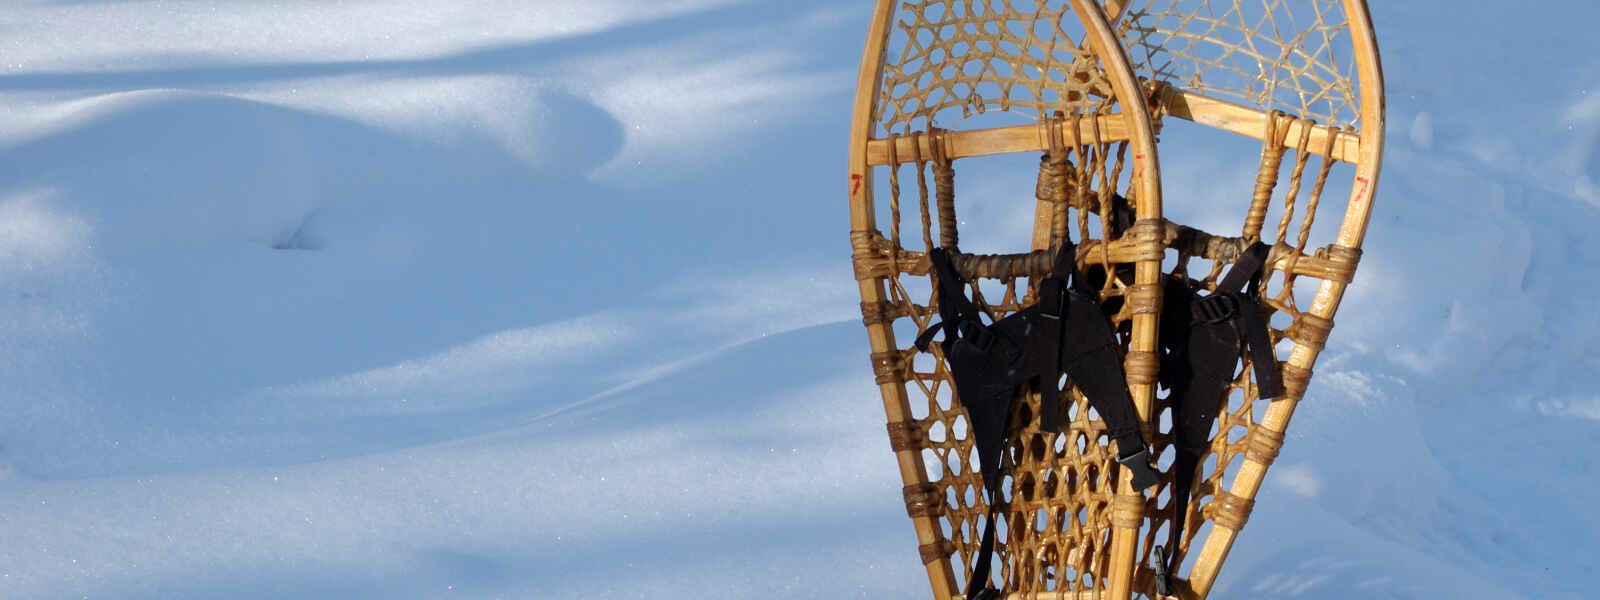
[0,2,1595,598]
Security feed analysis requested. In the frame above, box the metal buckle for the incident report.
[1152,547,1174,596]
[1191,292,1239,324]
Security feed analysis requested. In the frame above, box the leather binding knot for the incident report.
[886,421,925,452]
[1207,490,1256,531]
[1125,283,1162,316]
[859,300,897,326]
[1318,244,1363,283]
[871,350,907,385]
[1281,363,1314,398]
[902,483,943,518]
[1245,426,1285,465]
[1123,219,1166,261]
[918,538,958,565]
[1124,350,1161,386]
[1286,313,1334,351]
[1112,493,1147,529]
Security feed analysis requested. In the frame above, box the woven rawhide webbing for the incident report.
[847,1,1167,598]
[1110,2,1386,598]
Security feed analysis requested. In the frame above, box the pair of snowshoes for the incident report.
[846,1,1385,598]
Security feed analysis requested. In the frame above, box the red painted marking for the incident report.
[850,173,864,195]
[1355,176,1371,198]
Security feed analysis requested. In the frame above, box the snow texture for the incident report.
[0,1,1594,598]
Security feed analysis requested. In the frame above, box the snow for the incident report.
[0,1,1595,598]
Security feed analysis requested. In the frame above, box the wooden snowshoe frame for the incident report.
[848,1,1384,599]
[847,1,1166,598]
[1110,1,1384,598]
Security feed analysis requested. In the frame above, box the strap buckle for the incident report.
[1191,292,1240,324]
[1151,547,1175,596]
[1116,447,1160,491]
[958,319,996,352]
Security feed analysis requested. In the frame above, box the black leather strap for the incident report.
[916,242,1158,600]
[1156,241,1285,589]
[964,488,1003,600]
[1034,243,1075,433]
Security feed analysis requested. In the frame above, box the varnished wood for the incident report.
[864,116,1131,166]
[1066,2,1164,598]
[847,2,960,597]
[1156,85,1363,164]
